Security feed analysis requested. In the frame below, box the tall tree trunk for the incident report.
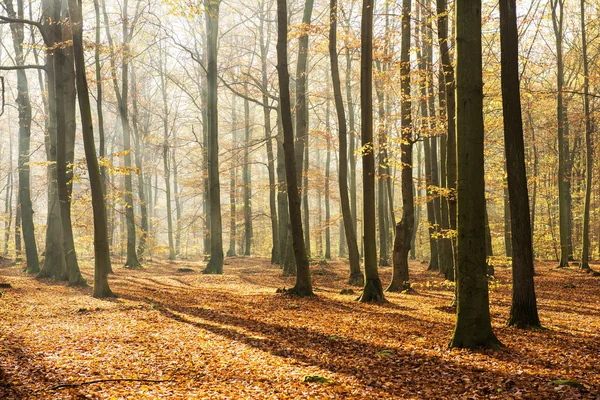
[243,95,252,256]
[500,0,540,327]
[259,0,279,264]
[56,10,86,285]
[130,66,148,259]
[101,0,142,268]
[227,93,238,257]
[172,131,182,256]
[375,67,389,267]
[387,0,414,293]
[503,183,512,257]
[325,100,331,260]
[202,0,224,274]
[358,0,385,302]
[37,0,66,281]
[580,0,593,271]
[276,110,293,275]
[551,0,569,268]
[158,44,175,261]
[4,0,40,274]
[436,0,457,281]
[92,0,107,196]
[276,0,312,295]
[68,0,114,297]
[437,64,452,278]
[345,39,358,249]
[449,0,502,349]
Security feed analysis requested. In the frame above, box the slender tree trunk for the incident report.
[101,0,141,268]
[243,95,252,256]
[276,110,293,275]
[259,0,279,264]
[68,0,114,297]
[358,0,385,302]
[580,0,593,271]
[387,0,414,293]
[172,131,182,257]
[130,66,148,259]
[436,0,457,281]
[503,183,512,257]
[276,0,312,295]
[375,67,389,267]
[227,93,238,257]
[551,0,569,268]
[203,0,224,273]
[449,0,502,349]
[325,101,331,259]
[4,0,40,274]
[345,43,358,248]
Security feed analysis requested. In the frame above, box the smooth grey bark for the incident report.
[202,0,224,274]
[130,65,148,259]
[55,9,86,285]
[243,95,252,256]
[450,0,501,349]
[227,93,238,257]
[325,100,331,259]
[258,0,279,264]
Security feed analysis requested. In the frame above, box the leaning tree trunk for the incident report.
[276,0,312,295]
[449,0,502,349]
[68,0,114,297]
[4,0,40,274]
[357,0,385,302]
[387,0,414,293]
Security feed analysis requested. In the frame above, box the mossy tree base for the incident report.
[386,279,411,293]
[347,273,364,287]
[202,259,223,274]
[556,260,569,269]
[358,278,386,303]
[24,264,40,275]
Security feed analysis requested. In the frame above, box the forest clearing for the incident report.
[1,257,599,399]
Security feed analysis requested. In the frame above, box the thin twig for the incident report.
[44,377,173,391]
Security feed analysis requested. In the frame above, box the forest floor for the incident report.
[1,256,599,399]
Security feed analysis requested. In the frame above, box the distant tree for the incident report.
[449,0,502,349]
